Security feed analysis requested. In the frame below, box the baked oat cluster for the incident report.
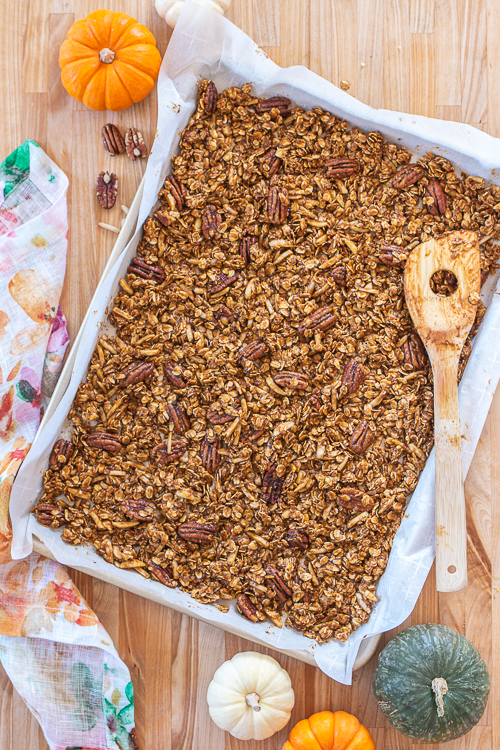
[35,81,500,642]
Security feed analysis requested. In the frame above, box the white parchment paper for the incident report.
[10,1,500,683]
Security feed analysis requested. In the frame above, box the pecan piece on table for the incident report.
[236,593,261,623]
[49,439,74,468]
[202,204,222,240]
[213,305,236,324]
[285,529,309,550]
[237,340,267,365]
[379,244,406,268]
[349,421,375,454]
[256,96,291,115]
[337,488,374,511]
[262,465,285,505]
[206,406,234,424]
[265,565,292,603]
[101,123,125,156]
[273,371,310,390]
[96,171,118,209]
[298,306,336,335]
[267,186,289,224]
[341,360,365,394]
[207,273,239,295]
[203,81,219,114]
[122,498,156,521]
[239,235,257,265]
[178,520,217,544]
[166,402,190,435]
[426,179,447,215]
[200,435,221,474]
[391,164,424,189]
[119,361,154,388]
[34,502,67,527]
[165,174,187,211]
[402,333,427,371]
[125,127,147,160]
[261,149,283,178]
[153,440,187,463]
[332,266,348,286]
[325,157,359,179]
[85,432,122,452]
[149,561,177,587]
[127,257,166,284]
[481,267,490,287]
[163,362,186,388]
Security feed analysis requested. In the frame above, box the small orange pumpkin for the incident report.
[283,710,375,750]
[59,10,162,111]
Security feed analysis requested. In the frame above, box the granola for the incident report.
[35,80,500,643]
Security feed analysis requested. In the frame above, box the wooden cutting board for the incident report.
[1,2,499,749]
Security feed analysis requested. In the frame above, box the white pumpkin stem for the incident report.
[431,677,448,718]
[245,692,261,712]
[99,48,115,64]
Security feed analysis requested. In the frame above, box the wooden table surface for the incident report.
[1,1,499,748]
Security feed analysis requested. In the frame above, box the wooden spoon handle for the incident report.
[433,354,467,592]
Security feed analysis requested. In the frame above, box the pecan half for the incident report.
[85,432,122,452]
[96,171,118,209]
[257,96,291,115]
[166,402,190,435]
[153,440,187,463]
[273,371,310,390]
[127,257,166,284]
[402,333,427,370]
[285,530,309,550]
[125,127,147,160]
[237,593,260,622]
[207,273,239,295]
[122,498,156,521]
[341,360,365,394]
[239,235,257,265]
[337,488,374,511]
[237,340,267,365]
[200,436,221,474]
[265,565,292,602]
[379,244,406,268]
[34,503,67,527]
[243,428,266,444]
[308,390,323,410]
[426,179,447,215]
[213,305,236,324]
[298,306,336,335]
[49,439,74,468]
[150,561,177,587]
[349,421,375,454]
[164,362,186,388]
[166,174,187,211]
[206,406,234,424]
[155,208,171,227]
[119,361,154,388]
[332,266,348,286]
[178,520,217,544]
[202,205,222,240]
[325,157,359,179]
[267,186,289,224]
[101,123,125,156]
[204,81,218,114]
[391,164,424,189]
[261,149,283,178]
[262,465,285,505]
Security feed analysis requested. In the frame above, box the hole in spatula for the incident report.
[448,565,457,574]
[430,269,458,296]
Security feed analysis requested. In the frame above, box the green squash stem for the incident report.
[431,677,448,718]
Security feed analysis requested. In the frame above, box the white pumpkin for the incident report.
[207,652,295,741]
[154,0,231,28]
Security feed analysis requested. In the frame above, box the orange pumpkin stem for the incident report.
[99,48,115,64]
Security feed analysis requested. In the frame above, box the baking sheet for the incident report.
[10,0,500,684]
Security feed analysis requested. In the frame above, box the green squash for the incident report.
[372,624,490,744]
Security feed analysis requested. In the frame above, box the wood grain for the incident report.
[0,1,499,748]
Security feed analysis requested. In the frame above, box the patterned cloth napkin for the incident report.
[0,140,138,750]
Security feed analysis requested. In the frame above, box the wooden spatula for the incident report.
[404,230,480,592]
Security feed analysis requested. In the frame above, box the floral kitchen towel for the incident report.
[0,141,138,750]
